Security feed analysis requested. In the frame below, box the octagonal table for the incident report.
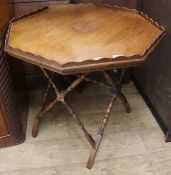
[5,3,165,169]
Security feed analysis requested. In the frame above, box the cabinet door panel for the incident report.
[0,0,26,145]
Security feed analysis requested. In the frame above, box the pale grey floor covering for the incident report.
[0,82,171,175]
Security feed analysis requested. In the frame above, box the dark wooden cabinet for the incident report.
[0,105,8,137]
[0,39,25,147]
[133,0,171,142]
[0,0,28,147]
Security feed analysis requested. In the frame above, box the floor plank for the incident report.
[0,82,169,174]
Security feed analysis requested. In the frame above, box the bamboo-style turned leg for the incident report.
[103,70,131,113]
[32,99,59,137]
[41,82,51,107]
[32,67,131,169]
[32,71,58,137]
[62,101,96,148]
[87,93,116,169]
[86,70,128,169]
[32,68,92,143]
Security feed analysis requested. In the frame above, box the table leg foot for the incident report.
[124,101,131,113]
[87,134,102,169]
[32,118,41,138]
[119,93,131,113]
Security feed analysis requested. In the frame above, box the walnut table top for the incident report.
[5,3,165,74]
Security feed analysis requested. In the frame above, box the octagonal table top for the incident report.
[5,3,165,74]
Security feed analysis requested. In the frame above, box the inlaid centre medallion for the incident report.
[72,20,102,32]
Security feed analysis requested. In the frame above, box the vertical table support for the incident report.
[87,69,130,169]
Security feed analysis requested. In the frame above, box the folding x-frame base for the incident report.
[32,67,131,169]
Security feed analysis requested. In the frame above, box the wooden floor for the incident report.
[0,82,171,175]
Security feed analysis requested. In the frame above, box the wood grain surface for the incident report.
[6,3,164,74]
[13,0,139,80]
